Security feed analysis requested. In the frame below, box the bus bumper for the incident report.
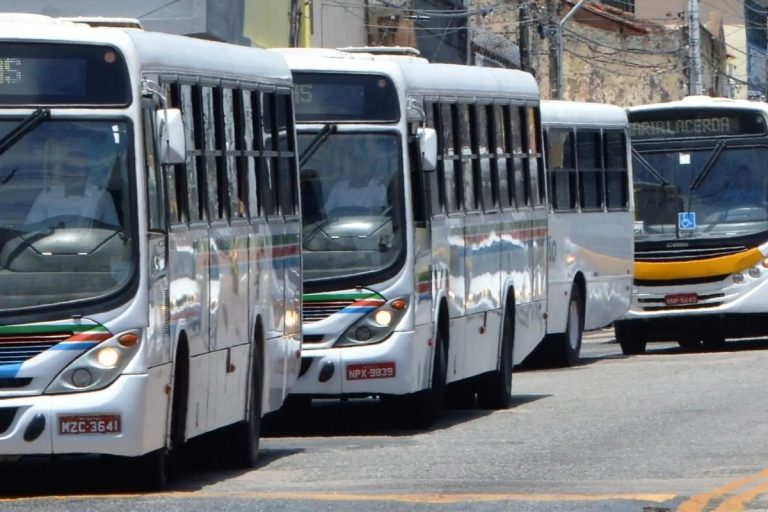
[291,330,428,397]
[0,374,163,457]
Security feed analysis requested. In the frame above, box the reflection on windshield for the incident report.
[633,145,768,241]
[0,119,134,312]
[298,132,403,283]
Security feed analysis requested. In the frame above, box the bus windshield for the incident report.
[298,131,404,284]
[0,119,134,312]
[633,144,768,241]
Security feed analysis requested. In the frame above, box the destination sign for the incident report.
[629,108,767,140]
[0,43,130,106]
[293,72,399,123]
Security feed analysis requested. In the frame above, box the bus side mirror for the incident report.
[418,127,437,172]
[156,108,186,165]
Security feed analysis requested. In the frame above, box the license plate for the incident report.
[346,362,396,380]
[665,293,698,306]
[59,414,121,435]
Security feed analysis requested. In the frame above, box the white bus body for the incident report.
[535,100,634,366]
[276,48,547,425]
[0,15,301,486]
[616,96,768,354]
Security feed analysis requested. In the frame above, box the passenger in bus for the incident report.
[26,149,119,227]
[723,164,762,206]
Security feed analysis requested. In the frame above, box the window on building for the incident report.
[601,0,634,13]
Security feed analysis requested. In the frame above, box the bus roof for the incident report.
[541,100,628,128]
[0,13,291,87]
[274,47,539,102]
[628,95,768,114]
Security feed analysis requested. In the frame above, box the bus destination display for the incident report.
[629,108,767,140]
[293,72,399,122]
[0,43,130,105]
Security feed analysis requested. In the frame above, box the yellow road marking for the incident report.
[713,480,768,512]
[0,491,676,505]
[678,468,768,512]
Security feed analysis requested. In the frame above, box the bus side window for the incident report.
[165,81,187,225]
[221,87,240,220]
[246,90,262,218]
[457,103,477,212]
[496,105,514,209]
[490,105,509,209]
[143,103,166,232]
[576,129,604,211]
[548,127,577,211]
[510,106,526,208]
[276,92,298,217]
[232,88,249,218]
[604,129,629,210]
[425,101,443,216]
[439,103,459,213]
[202,86,220,221]
[472,104,495,212]
[261,91,280,217]
[181,84,203,222]
[528,107,545,206]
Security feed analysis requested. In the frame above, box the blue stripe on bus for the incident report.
[0,364,21,378]
[50,342,97,351]
[338,307,377,314]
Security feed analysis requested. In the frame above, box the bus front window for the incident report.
[633,145,768,240]
[298,132,404,284]
[0,119,134,312]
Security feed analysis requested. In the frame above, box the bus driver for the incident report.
[26,149,119,226]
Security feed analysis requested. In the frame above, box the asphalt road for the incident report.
[2,330,768,512]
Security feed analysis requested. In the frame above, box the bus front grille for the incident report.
[636,244,747,262]
[0,333,72,364]
[0,408,17,434]
[303,300,356,323]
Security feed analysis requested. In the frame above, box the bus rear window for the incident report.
[293,72,399,123]
[0,43,130,106]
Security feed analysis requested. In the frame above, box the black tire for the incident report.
[543,287,583,367]
[678,338,703,351]
[227,342,263,469]
[398,330,447,429]
[477,306,514,409]
[130,448,176,491]
[615,320,647,355]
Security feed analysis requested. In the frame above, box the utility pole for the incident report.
[519,1,531,73]
[555,0,586,100]
[547,0,559,98]
[688,0,704,95]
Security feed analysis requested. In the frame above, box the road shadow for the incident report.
[0,434,302,497]
[263,391,549,438]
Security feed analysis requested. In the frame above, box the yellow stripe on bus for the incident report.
[635,248,763,281]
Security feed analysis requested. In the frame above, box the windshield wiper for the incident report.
[299,123,337,167]
[0,108,51,157]
[632,148,669,186]
[689,140,726,191]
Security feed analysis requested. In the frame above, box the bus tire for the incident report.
[478,304,514,409]
[227,336,263,468]
[131,447,175,491]
[545,286,583,367]
[615,320,647,355]
[399,329,447,429]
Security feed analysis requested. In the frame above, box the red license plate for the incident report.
[665,293,698,306]
[346,362,396,380]
[59,415,121,435]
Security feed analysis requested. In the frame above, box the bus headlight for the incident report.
[733,273,745,284]
[335,298,408,347]
[748,266,762,279]
[46,330,142,394]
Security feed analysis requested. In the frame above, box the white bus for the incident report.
[0,15,302,487]
[530,100,633,366]
[275,48,547,426]
[615,96,768,354]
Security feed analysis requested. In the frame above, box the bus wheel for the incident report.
[545,287,583,367]
[126,447,176,491]
[227,342,263,468]
[678,338,703,351]
[399,330,447,429]
[615,320,647,355]
[478,307,514,409]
